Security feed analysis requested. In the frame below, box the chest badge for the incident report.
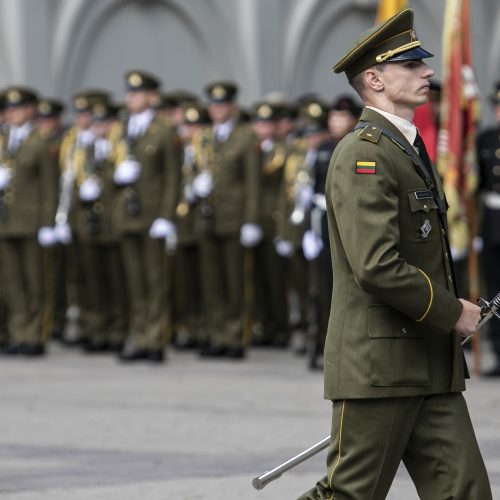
[420,218,432,238]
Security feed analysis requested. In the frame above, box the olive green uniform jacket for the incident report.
[324,108,466,400]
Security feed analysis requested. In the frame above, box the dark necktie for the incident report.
[413,132,435,182]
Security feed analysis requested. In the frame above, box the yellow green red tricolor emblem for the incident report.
[356,161,376,174]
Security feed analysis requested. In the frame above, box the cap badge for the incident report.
[75,97,88,110]
[258,104,272,119]
[186,108,199,122]
[129,73,142,87]
[308,103,322,118]
[7,90,21,103]
[409,29,417,42]
[38,101,51,114]
[212,85,226,99]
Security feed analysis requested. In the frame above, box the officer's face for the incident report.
[328,110,357,140]
[208,102,236,124]
[126,90,150,114]
[252,120,276,141]
[6,104,34,126]
[377,59,434,109]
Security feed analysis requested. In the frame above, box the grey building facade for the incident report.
[0,0,499,123]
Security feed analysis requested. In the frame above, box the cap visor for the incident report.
[387,47,434,62]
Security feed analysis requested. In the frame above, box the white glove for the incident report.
[274,238,295,257]
[302,230,323,261]
[79,178,102,202]
[149,218,176,239]
[297,184,314,208]
[240,223,263,248]
[193,171,214,198]
[113,159,141,185]
[54,222,72,245]
[38,226,57,248]
[0,165,12,190]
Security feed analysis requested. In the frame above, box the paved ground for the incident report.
[0,343,498,500]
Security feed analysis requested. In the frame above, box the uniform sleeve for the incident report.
[158,125,182,221]
[243,130,260,225]
[329,139,462,334]
[39,138,59,227]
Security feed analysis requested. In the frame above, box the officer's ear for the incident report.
[364,67,385,93]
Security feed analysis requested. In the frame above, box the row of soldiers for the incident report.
[0,70,361,365]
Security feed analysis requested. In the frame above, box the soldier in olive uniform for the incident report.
[55,90,110,345]
[172,102,211,348]
[155,90,199,127]
[250,101,289,347]
[113,70,181,363]
[299,10,491,499]
[298,99,336,369]
[36,98,67,341]
[193,81,261,359]
[0,92,7,348]
[477,81,500,377]
[275,124,312,353]
[71,101,128,352]
[0,87,58,356]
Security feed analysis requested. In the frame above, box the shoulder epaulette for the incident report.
[358,124,382,143]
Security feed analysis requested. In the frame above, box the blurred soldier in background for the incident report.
[0,86,58,356]
[0,92,7,348]
[36,98,67,341]
[113,70,181,363]
[250,101,289,347]
[155,90,199,127]
[299,99,336,369]
[72,100,128,352]
[173,101,211,349]
[56,89,110,345]
[193,81,261,359]
[477,81,500,377]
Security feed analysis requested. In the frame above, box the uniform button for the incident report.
[493,165,500,176]
[448,275,452,281]
[445,252,449,258]
[495,149,500,159]
[423,204,428,209]
[402,328,407,334]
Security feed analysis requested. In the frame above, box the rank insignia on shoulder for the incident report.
[358,125,382,143]
[356,161,376,174]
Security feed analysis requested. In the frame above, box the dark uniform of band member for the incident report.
[173,102,211,349]
[477,81,500,377]
[298,100,336,369]
[113,70,181,363]
[299,10,491,499]
[193,81,260,359]
[0,87,58,356]
[250,101,289,347]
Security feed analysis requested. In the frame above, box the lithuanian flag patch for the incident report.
[355,161,376,174]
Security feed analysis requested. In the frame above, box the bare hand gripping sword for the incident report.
[252,291,500,490]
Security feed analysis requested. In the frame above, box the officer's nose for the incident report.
[422,63,435,79]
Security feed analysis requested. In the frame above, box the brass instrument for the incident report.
[193,127,216,233]
[289,148,315,226]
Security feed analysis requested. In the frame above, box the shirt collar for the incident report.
[366,106,417,145]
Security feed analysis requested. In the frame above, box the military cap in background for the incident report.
[490,81,500,105]
[72,89,110,113]
[125,70,160,91]
[4,86,38,107]
[333,8,433,80]
[204,81,238,103]
[92,101,119,121]
[299,99,329,135]
[273,101,299,120]
[330,94,362,117]
[156,90,198,110]
[251,101,281,121]
[181,102,211,125]
[37,98,65,118]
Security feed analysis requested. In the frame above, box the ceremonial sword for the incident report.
[252,290,500,490]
